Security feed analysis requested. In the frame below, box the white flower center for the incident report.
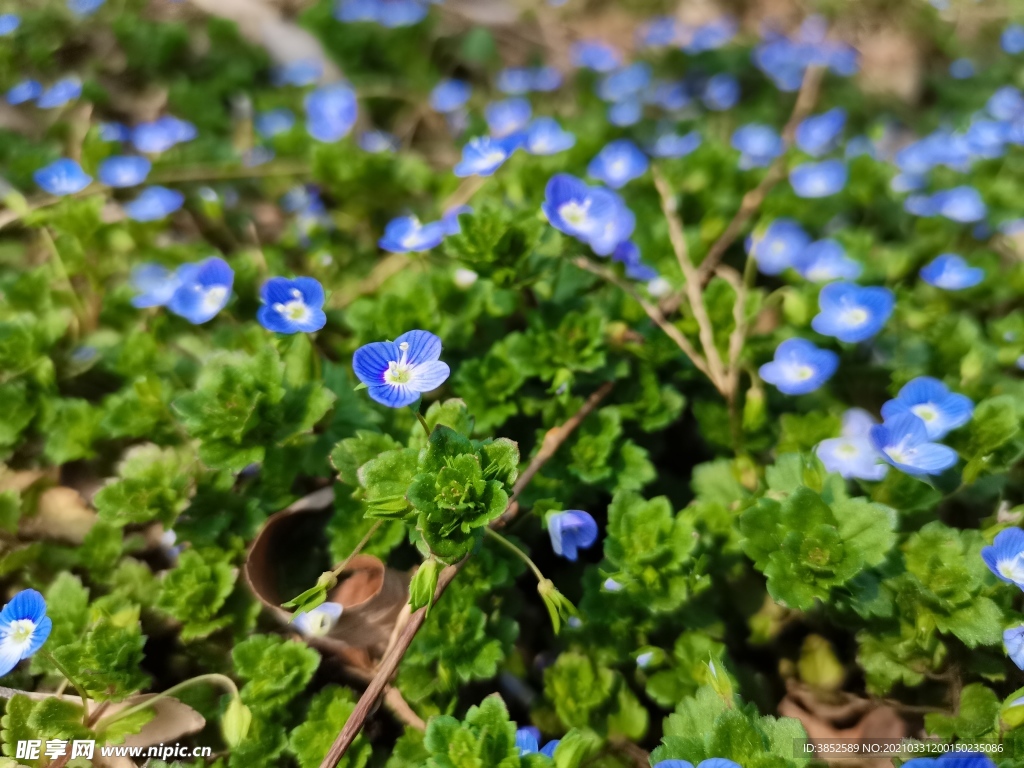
[559,200,591,228]
[837,441,860,457]
[202,285,228,312]
[841,307,869,327]
[3,619,35,651]
[911,404,937,422]
[384,341,413,385]
[999,556,1024,583]
[789,364,814,381]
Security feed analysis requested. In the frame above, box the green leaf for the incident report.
[232,635,320,714]
[288,686,371,768]
[156,548,236,640]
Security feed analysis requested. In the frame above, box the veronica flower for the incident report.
[811,282,894,343]
[795,107,846,156]
[292,602,342,637]
[597,63,651,102]
[0,590,52,677]
[746,218,810,275]
[346,0,429,27]
[379,216,446,253]
[649,130,701,159]
[919,253,984,290]
[890,173,925,194]
[1003,24,1024,55]
[587,139,648,189]
[132,116,196,153]
[441,205,471,236]
[272,58,322,86]
[685,17,737,52]
[981,528,1024,589]
[255,108,296,138]
[702,73,740,110]
[653,760,742,768]
[731,124,784,169]
[6,80,42,105]
[607,97,643,127]
[792,239,862,282]
[524,118,575,155]
[759,338,838,395]
[37,76,82,109]
[257,277,327,334]
[790,159,847,198]
[542,174,634,256]
[34,159,92,196]
[1006,626,1024,671]
[124,186,184,222]
[516,727,541,756]
[482,98,529,138]
[845,135,877,159]
[130,264,181,308]
[167,257,234,324]
[647,81,690,111]
[816,408,888,481]
[352,329,450,407]
[638,16,678,48]
[430,79,471,113]
[571,40,621,72]
[931,186,986,223]
[98,155,151,188]
[454,135,519,177]
[869,413,958,476]
[612,241,657,281]
[0,13,19,35]
[988,86,1024,121]
[305,83,358,142]
[68,0,106,16]
[548,510,598,561]
[879,376,974,440]
[966,120,1009,159]
[358,129,397,153]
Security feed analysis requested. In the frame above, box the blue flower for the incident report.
[97,155,151,188]
[685,18,737,53]
[0,590,52,677]
[515,726,560,757]
[981,528,1024,589]
[607,97,643,127]
[272,59,322,87]
[305,83,358,142]
[292,602,343,637]
[454,135,519,177]
[531,69,563,92]
[98,122,130,142]
[869,413,958,476]
[124,186,184,222]
[571,40,621,72]
[358,130,397,153]
[702,73,739,111]
[612,241,657,281]
[1006,626,1024,671]
[68,0,106,16]
[430,79,471,113]
[548,510,598,561]
[255,108,296,138]
[845,135,877,159]
[647,81,690,111]
[0,14,19,35]
[131,116,196,153]
[731,124,783,169]
[37,76,82,109]
[485,98,531,137]
[587,139,648,189]
[789,159,847,198]
[745,218,810,275]
[167,257,233,324]
[795,107,846,156]
[257,277,327,334]
[949,58,975,79]
[879,376,974,440]
[654,761,742,768]
[816,408,888,481]
[931,186,987,223]
[966,120,1009,159]
[542,173,633,256]
[597,63,651,102]
[34,159,92,196]
[6,80,42,105]
[988,86,1024,121]
[792,239,862,282]
[524,118,575,155]
[898,753,995,768]
[759,338,838,395]
[336,0,428,27]
[379,216,446,253]
[920,253,984,290]
[1003,24,1024,55]
[352,330,450,407]
[811,282,894,343]
[649,130,701,159]
[441,205,471,236]
[129,264,181,308]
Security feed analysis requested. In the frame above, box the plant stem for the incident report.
[94,673,241,732]
[412,407,431,438]
[331,520,384,578]
[39,651,91,721]
[483,528,545,582]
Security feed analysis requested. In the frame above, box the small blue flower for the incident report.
[981,528,1024,589]
[1006,626,1024,671]
[454,135,519,177]
[845,135,877,159]
[352,329,450,408]
[485,98,531,137]
[540,740,559,758]
[571,40,621,72]
[272,58,322,87]
[879,376,974,440]
[305,83,358,142]
[638,16,678,48]
[966,120,1009,159]
[429,79,471,113]
[597,63,651,102]
[0,590,52,677]
[98,122,130,142]
[949,58,975,79]
[292,602,343,637]
[647,81,690,111]
[542,173,633,256]
[0,14,19,35]
[702,73,740,111]
[98,155,151,188]
[759,338,838,395]
[68,0,106,16]
[731,124,783,169]
[811,282,894,343]
[441,205,471,236]
[612,241,657,281]
[523,117,575,155]
[745,218,810,275]
[37,76,82,109]
[379,216,446,253]
[131,116,196,153]
[124,186,184,222]
[792,239,862,282]
[607,97,643,127]
[130,263,181,308]
[654,761,742,768]
[920,253,984,290]
[685,17,737,53]
[496,67,560,94]
[167,257,233,324]
[1003,24,1024,55]
[649,130,701,159]
[587,139,648,189]
[890,173,926,194]
[816,408,888,481]
[358,129,397,153]
[931,186,987,223]
[336,0,428,27]
[548,510,598,561]
[869,413,959,476]
[255,108,296,138]
[795,107,846,156]
[34,158,93,196]
[257,277,327,334]
[515,727,540,755]
[988,86,1024,121]
[6,80,42,105]
[789,159,847,198]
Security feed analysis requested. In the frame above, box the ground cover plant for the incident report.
[0,0,1023,766]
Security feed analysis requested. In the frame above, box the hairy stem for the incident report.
[483,528,545,582]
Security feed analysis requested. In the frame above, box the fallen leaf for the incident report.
[20,487,96,544]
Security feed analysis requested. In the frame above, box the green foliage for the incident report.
[156,548,237,640]
[288,686,371,768]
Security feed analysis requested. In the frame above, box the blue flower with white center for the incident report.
[1004,24,1024,55]
[572,40,621,72]
[731,124,784,169]
[587,139,648,189]
[272,58,322,86]
[790,159,847,198]
[548,510,598,562]
[588,192,635,257]
[292,602,342,637]
[0,13,19,35]
[597,63,651,102]
[815,407,888,481]
[649,130,701,159]
[795,107,846,156]
[496,68,533,95]
[305,83,358,142]
[454,135,519,177]
[257,277,327,334]
[920,253,984,290]
[124,186,184,222]
[429,79,471,113]
[131,116,196,153]
[255,108,296,138]
[358,129,397,153]
[811,282,894,343]
[931,186,987,223]
[129,264,181,308]
[638,16,678,48]
[524,117,575,155]
[167,257,233,325]
[981,528,1024,589]
[542,173,617,245]
[879,376,974,440]
[654,760,742,768]
[484,97,531,138]
[949,58,975,79]
[379,216,446,253]
[987,86,1024,121]
[441,205,471,236]
[68,0,106,16]
[745,218,810,275]
[1006,626,1024,671]
[792,239,862,282]
[612,241,657,281]
[37,76,82,109]
[352,329,450,408]
[607,97,643,127]
[869,413,958,476]
[966,120,1009,159]
[34,159,92,196]
[6,80,41,105]
[98,155,151,188]
[702,73,740,111]
[759,338,838,395]
[0,590,52,677]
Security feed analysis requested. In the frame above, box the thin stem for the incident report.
[331,520,384,578]
[39,228,86,332]
[39,651,90,720]
[483,528,545,582]
[94,673,241,732]
[412,408,431,439]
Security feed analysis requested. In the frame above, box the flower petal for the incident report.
[394,330,442,365]
[352,341,400,385]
